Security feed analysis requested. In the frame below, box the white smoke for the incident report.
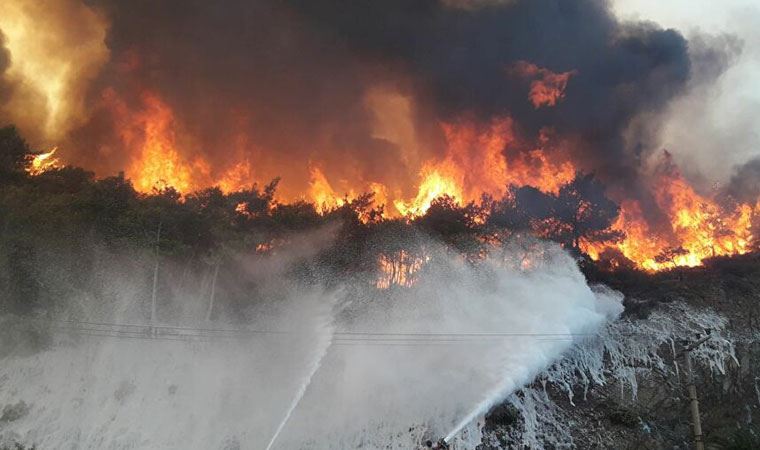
[0,238,622,449]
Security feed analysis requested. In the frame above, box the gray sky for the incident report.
[612,0,760,186]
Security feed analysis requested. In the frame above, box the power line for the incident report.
[43,318,621,337]
[32,318,653,346]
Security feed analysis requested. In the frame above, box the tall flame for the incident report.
[107,90,256,194]
[394,165,464,217]
[129,93,196,193]
[309,166,354,213]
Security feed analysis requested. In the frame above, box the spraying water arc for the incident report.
[264,323,335,450]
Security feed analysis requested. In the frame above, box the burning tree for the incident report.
[654,246,690,269]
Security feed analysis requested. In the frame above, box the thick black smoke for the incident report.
[69,0,722,202]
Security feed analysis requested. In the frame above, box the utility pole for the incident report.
[680,333,711,450]
[150,220,162,329]
[205,259,220,321]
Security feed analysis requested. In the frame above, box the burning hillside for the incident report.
[1,0,759,272]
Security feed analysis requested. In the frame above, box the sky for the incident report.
[612,0,760,186]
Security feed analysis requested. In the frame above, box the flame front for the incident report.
[1,8,754,274]
[37,89,760,272]
[582,154,757,271]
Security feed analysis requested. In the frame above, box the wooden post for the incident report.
[150,221,162,329]
[205,260,220,321]
[680,334,711,450]
[685,351,705,450]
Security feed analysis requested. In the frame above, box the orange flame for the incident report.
[582,153,756,271]
[512,61,576,108]
[395,118,574,216]
[308,166,354,213]
[376,250,425,289]
[108,91,256,194]
[57,87,758,273]
[26,147,61,175]
[394,165,464,217]
[217,160,254,193]
[128,93,196,193]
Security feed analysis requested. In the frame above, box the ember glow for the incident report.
[376,250,425,289]
[25,147,60,175]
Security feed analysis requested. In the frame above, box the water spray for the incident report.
[444,370,516,443]
[264,320,335,450]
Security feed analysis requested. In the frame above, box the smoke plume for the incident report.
[0,0,732,199]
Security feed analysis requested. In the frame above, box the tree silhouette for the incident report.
[654,246,689,268]
[416,195,483,256]
[0,126,31,185]
[553,173,622,251]
[488,185,555,233]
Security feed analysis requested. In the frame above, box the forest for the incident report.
[1,124,757,320]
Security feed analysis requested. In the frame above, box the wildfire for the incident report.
[107,90,257,195]
[394,118,575,217]
[14,71,754,273]
[217,161,254,193]
[128,93,196,193]
[394,166,462,217]
[511,61,577,108]
[24,91,757,273]
[25,147,61,175]
[376,250,425,289]
[582,153,757,271]
[1,0,758,279]
[309,167,355,213]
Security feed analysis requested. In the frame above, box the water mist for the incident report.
[0,238,622,449]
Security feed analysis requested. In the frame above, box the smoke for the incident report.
[0,0,109,144]
[285,0,692,179]
[0,0,734,203]
[0,32,12,105]
[727,157,760,203]
[613,0,760,188]
[0,233,622,449]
